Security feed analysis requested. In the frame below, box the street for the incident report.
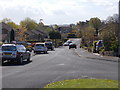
[1,39,118,88]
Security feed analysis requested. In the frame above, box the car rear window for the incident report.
[2,46,17,51]
[45,43,52,46]
[36,44,44,47]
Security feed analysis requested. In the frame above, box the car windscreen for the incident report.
[2,46,17,51]
[36,44,44,47]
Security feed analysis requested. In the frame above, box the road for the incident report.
[1,39,118,89]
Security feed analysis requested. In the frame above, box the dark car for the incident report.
[1,44,31,64]
[45,42,54,51]
[16,41,33,52]
[69,43,77,49]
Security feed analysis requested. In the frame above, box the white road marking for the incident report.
[58,64,65,66]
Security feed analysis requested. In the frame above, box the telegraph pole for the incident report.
[118,0,120,58]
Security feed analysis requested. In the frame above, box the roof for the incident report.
[2,44,16,46]
[35,43,45,44]
[0,22,13,31]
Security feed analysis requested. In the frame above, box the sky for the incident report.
[0,0,119,25]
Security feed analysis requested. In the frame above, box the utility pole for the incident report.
[118,0,120,58]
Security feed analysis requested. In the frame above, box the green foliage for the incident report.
[2,18,18,29]
[20,17,38,30]
[1,18,11,23]
[7,22,18,29]
[89,17,101,35]
[49,31,61,39]
[67,33,77,38]
[100,23,118,52]
[111,40,118,52]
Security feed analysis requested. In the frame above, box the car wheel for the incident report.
[44,51,48,54]
[2,60,4,65]
[18,57,23,65]
[27,54,31,62]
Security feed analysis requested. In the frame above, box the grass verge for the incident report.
[44,79,119,88]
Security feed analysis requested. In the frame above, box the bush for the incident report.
[110,40,118,52]
[99,47,105,55]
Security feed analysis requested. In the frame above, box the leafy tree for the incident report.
[49,31,61,39]
[89,17,101,36]
[67,33,77,38]
[20,17,38,31]
[1,18,18,29]
[97,14,118,53]
[106,14,118,23]
[7,22,18,29]
[53,24,59,30]
[49,30,61,47]
[81,26,95,47]
[1,18,11,23]
[17,25,27,41]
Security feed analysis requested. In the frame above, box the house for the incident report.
[25,29,48,41]
[58,25,72,34]
[0,22,15,43]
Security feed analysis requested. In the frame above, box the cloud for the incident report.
[0,0,118,25]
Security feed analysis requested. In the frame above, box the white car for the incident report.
[33,43,48,54]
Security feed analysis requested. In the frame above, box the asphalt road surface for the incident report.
[1,39,118,89]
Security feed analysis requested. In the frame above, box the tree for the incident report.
[67,33,77,38]
[49,31,61,39]
[106,14,118,23]
[89,17,101,36]
[99,21,118,52]
[7,22,19,29]
[49,31,61,47]
[81,26,95,47]
[20,17,38,31]
[17,25,27,41]
[1,18,18,29]
[1,18,11,23]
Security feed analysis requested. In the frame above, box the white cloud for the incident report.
[0,0,118,25]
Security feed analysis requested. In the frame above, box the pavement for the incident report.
[74,47,119,62]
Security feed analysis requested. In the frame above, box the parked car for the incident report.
[33,43,48,54]
[69,43,77,49]
[45,42,54,51]
[16,41,33,52]
[1,44,31,64]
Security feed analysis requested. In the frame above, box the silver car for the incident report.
[1,44,31,64]
[33,43,48,54]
